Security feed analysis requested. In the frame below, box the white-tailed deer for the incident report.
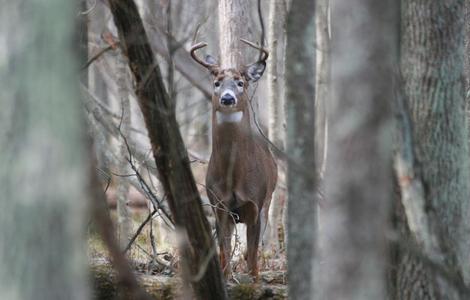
[190,39,277,278]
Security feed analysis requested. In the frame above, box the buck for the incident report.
[190,39,277,278]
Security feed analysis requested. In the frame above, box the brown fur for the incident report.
[190,41,276,278]
[206,70,277,278]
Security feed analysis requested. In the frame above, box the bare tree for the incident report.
[0,1,89,299]
[320,1,397,299]
[285,0,317,299]
[107,1,228,299]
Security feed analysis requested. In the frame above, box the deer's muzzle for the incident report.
[220,92,236,106]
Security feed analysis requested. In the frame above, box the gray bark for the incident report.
[88,0,111,171]
[218,0,252,69]
[321,1,397,299]
[0,1,89,299]
[315,0,330,177]
[285,0,317,299]
[265,0,288,255]
[116,51,132,248]
[465,1,470,148]
[268,0,287,151]
[397,1,470,298]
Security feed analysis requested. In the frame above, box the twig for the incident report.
[149,205,158,259]
[119,129,175,228]
[81,45,115,71]
[88,148,153,300]
[248,84,318,182]
[123,209,157,254]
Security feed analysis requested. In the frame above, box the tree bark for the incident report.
[107,1,228,299]
[265,0,288,255]
[465,1,470,150]
[397,1,470,298]
[88,0,111,172]
[115,51,132,249]
[321,1,397,299]
[285,0,317,299]
[315,0,330,177]
[217,0,260,121]
[218,0,252,69]
[0,1,89,299]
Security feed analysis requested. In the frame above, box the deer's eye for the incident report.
[237,81,244,87]
[214,81,221,88]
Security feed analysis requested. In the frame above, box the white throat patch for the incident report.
[216,111,243,124]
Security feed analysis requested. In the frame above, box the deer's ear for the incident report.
[205,55,218,66]
[244,61,266,82]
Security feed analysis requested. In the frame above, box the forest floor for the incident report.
[88,210,287,299]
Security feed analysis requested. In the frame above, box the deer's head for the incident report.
[190,39,268,121]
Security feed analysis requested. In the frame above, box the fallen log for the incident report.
[90,261,287,300]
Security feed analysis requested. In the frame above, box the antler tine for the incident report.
[190,42,217,69]
[240,38,269,63]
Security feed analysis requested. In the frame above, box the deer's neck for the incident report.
[211,107,256,165]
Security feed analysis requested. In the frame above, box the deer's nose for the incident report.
[220,93,236,106]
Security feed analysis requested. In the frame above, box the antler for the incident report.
[240,38,269,64]
[190,42,218,70]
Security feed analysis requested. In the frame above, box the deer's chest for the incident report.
[206,148,267,200]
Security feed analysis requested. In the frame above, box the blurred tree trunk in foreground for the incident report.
[321,1,397,299]
[285,0,317,299]
[466,2,470,155]
[0,1,89,299]
[396,1,470,299]
[107,1,228,299]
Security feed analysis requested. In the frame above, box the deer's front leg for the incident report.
[246,217,261,279]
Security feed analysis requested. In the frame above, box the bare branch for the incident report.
[81,45,115,70]
[123,209,157,254]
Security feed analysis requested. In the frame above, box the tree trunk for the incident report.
[218,0,252,69]
[268,0,287,151]
[285,0,317,299]
[321,1,397,299]
[397,1,470,298]
[217,0,259,121]
[465,1,470,146]
[88,0,111,172]
[115,50,132,248]
[107,1,228,299]
[78,0,88,86]
[315,0,330,177]
[0,1,89,299]
[265,0,288,255]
